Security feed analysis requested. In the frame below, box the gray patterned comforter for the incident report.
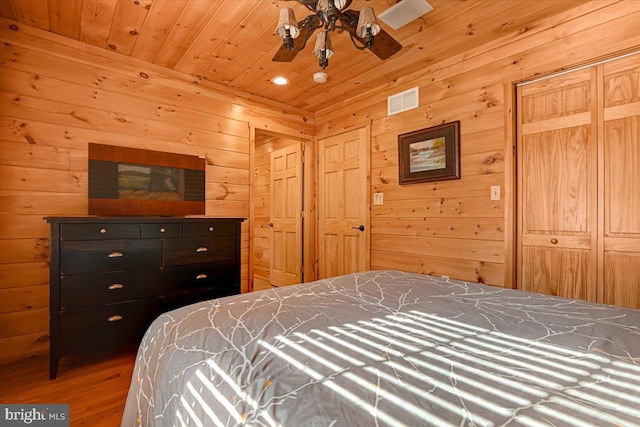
[121,270,640,426]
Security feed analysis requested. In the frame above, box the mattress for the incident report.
[121,270,640,426]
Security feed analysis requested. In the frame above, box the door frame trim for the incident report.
[249,127,315,292]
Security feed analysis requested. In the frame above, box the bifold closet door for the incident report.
[601,56,640,309]
[517,68,598,301]
[518,54,640,309]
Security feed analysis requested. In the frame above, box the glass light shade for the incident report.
[334,0,348,9]
[356,7,380,38]
[276,8,300,39]
[316,0,346,12]
[316,0,329,12]
[313,32,334,58]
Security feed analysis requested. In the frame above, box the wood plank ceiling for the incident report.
[0,0,591,113]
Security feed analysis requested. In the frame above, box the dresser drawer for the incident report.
[141,223,182,238]
[59,299,159,347]
[183,221,236,237]
[161,261,238,312]
[163,235,235,265]
[161,287,238,313]
[60,223,140,240]
[162,260,237,293]
[60,268,162,309]
[60,239,162,275]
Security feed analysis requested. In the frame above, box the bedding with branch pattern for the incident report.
[121,270,640,427]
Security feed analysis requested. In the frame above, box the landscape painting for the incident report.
[409,137,447,173]
[398,121,461,184]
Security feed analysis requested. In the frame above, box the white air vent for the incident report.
[388,86,419,116]
[378,0,434,30]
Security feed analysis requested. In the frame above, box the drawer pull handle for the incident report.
[196,274,208,280]
[208,226,214,232]
[100,228,107,234]
[107,315,123,322]
[108,283,124,290]
[550,238,558,245]
[108,251,124,258]
[160,227,166,233]
[196,247,208,253]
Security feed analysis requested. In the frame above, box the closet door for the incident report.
[601,57,640,308]
[270,143,303,286]
[517,68,598,301]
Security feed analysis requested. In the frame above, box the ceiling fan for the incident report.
[272,0,402,69]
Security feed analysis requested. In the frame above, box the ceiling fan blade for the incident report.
[366,28,402,60]
[272,17,320,62]
[341,9,402,60]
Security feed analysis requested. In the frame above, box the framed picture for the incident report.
[398,121,460,185]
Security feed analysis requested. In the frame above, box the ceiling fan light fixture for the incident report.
[271,0,402,69]
[356,7,380,38]
[313,31,334,69]
[316,0,339,30]
[276,7,299,49]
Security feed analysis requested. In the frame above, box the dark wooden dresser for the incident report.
[45,216,244,379]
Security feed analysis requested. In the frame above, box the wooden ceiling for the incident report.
[0,0,589,113]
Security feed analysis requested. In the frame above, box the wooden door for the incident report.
[517,68,598,301]
[517,53,640,309]
[318,128,370,278]
[601,56,640,308]
[269,143,303,286]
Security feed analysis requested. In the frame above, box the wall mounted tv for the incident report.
[88,143,205,216]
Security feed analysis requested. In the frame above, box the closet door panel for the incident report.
[522,127,590,233]
[605,117,640,235]
[518,68,597,301]
[602,56,640,308]
[521,247,591,299]
[604,253,640,308]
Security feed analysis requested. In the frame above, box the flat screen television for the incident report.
[88,143,205,216]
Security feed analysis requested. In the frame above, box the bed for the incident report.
[121,270,640,426]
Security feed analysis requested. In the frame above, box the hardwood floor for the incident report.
[0,349,136,426]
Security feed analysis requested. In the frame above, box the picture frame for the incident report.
[398,121,460,185]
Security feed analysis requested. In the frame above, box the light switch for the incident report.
[373,192,384,205]
[491,186,501,201]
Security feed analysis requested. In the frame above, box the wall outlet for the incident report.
[491,186,501,201]
[373,192,384,205]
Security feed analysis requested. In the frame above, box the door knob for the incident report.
[268,222,274,228]
[352,225,365,232]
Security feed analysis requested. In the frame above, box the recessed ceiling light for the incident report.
[271,76,289,85]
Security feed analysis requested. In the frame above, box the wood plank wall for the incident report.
[315,1,640,287]
[0,19,313,363]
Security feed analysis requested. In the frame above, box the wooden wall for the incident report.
[315,1,640,287]
[0,20,313,363]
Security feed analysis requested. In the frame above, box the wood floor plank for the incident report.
[0,349,136,426]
